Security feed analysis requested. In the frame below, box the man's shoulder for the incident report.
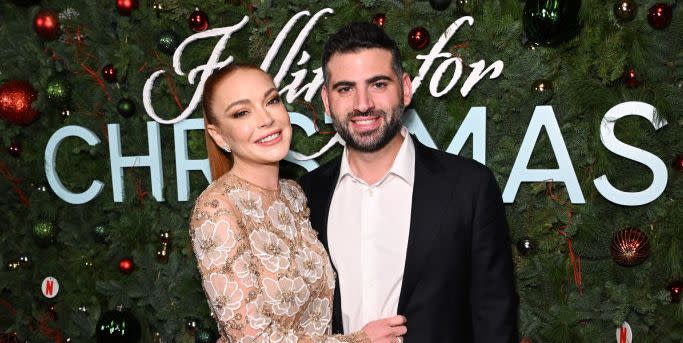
[297,156,342,192]
[413,138,492,179]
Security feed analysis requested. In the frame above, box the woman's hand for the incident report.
[216,338,225,343]
[361,315,407,343]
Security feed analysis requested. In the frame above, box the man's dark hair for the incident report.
[321,22,403,85]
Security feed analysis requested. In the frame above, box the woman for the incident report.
[189,63,407,343]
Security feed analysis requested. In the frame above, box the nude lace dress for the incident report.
[190,173,368,343]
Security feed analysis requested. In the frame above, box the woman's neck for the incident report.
[230,161,280,191]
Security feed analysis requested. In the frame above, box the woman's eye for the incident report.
[234,110,248,118]
[267,96,281,105]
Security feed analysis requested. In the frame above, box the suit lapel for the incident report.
[398,140,448,313]
[313,159,344,333]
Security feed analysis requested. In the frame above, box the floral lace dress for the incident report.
[190,173,368,343]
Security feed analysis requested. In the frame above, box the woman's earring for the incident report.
[222,145,231,153]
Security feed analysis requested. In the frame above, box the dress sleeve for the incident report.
[190,188,368,343]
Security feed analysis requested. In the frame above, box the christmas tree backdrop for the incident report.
[0,0,682,342]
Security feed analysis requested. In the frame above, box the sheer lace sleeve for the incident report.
[190,180,368,343]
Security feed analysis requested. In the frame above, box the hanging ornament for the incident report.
[616,322,633,343]
[33,222,58,245]
[610,227,649,267]
[45,75,72,106]
[95,306,141,343]
[93,225,109,243]
[157,30,180,55]
[0,80,39,125]
[673,154,683,171]
[613,0,637,23]
[117,98,136,118]
[523,0,581,46]
[371,13,386,28]
[185,318,199,333]
[647,3,673,30]
[116,0,139,16]
[194,329,215,343]
[60,108,72,120]
[455,0,475,15]
[667,281,682,303]
[102,64,117,83]
[118,257,134,274]
[622,67,640,88]
[8,141,22,158]
[41,276,60,299]
[188,8,209,32]
[33,9,61,40]
[430,0,452,11]
[408,27,430,50]
[516,237,536,256]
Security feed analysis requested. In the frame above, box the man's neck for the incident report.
[346,132,405,185]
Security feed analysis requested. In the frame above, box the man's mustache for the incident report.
[346,109,387,119]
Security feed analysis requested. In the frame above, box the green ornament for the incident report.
[117,98,136,118]
[95,307,141,343]
[523,0,581,46]
[157,30,180,55]
[33,222,58,244]
[46,75,72,106]
[93,225,109,243]
[613,0,637,23]
[194,329,215,343]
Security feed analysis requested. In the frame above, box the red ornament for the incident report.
[610,227,649,267]
[372,13,386,28]
[116,0,139,16]
[188,8,209,32]
[408,26,430,50]
[118,257,134,274]
[668,281,682,303]
[8,141,21,158]
[674,154,683,171]
[0,80,39,125]
[647,3,673,30]
[33,9,61,40]
[623,67,640,88]
[102,64,117,83]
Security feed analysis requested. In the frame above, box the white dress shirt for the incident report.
[327,127,415,334]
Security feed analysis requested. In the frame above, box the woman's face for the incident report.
[206,68,292,169]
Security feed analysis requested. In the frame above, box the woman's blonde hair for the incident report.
[201,63,263,180]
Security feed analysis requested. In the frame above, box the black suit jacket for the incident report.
[298,137,518,343]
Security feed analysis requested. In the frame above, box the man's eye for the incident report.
[373,82,387,89]
[338,86,351,93]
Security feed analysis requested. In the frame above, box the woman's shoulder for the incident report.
[191,174,240,222]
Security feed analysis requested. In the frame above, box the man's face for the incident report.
[322,48,412,152]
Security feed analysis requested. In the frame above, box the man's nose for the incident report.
[354,87,375,114]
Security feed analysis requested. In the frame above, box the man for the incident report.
[298,22,518,342]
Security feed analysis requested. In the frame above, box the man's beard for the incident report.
[332,105,404,153]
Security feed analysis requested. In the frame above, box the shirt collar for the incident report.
[338,127,415,187]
